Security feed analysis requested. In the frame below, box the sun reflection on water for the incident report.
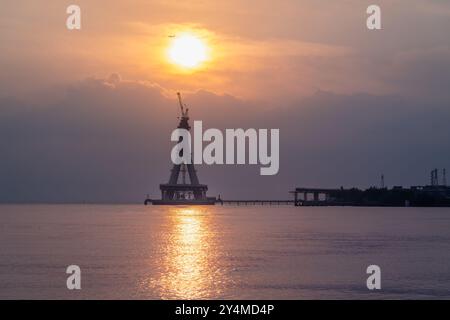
[146,206,229,299]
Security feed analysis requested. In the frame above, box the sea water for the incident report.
[1,205,449,299]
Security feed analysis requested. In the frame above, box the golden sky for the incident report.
[1,0,450,102]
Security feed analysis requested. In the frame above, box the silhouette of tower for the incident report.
[150,92,214,205]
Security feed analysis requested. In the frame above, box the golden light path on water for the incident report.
[145,206,231,299]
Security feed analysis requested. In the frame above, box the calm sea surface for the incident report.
[0,205,449,299]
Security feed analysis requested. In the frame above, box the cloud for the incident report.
[1,75,450,203]
[386,46,450,101]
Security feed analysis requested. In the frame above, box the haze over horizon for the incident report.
[1,0,450,202]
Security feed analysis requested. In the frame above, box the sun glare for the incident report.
[168,34,208,69]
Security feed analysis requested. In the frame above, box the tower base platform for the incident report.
[145,198,217,205]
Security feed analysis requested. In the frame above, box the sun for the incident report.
[168,34,208,69]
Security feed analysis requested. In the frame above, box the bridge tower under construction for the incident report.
[147,93,215,205]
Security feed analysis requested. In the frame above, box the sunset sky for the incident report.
[1,0,450,202]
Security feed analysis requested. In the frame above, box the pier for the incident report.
[290,179,450,207]
[290,188,339,206]
[218,200,295,206]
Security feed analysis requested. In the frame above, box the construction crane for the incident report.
[176,92,190,186]
[177,92,189,118]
